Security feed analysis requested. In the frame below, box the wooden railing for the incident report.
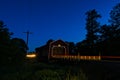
[51,55,101,60]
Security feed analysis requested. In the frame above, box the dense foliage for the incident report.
[0,21,28,66]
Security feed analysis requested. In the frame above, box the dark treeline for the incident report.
[78,3,120,56]
[36,3,120,59]
[0,21,28,66]
[79,3,120,56]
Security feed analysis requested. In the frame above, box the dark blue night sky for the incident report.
[0,0,120,51]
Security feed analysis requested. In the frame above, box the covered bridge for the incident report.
[48,40,69,59]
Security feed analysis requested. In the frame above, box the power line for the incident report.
[23,30,32,51]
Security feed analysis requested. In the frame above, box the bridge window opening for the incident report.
[52,46,66,56]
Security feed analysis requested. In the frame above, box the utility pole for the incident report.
[23,30,32,53]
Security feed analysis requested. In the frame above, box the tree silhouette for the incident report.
[85,9,101,45]
[99,24,112,41]
[76,40,89,55]
[67,42,76,55]
[0,21,13,65]
[0,20,28,65]
[10,38,28,64]
[97,3,120,56]
[98,3,120,56]
[84,9,101,55]
[109,3,120,37]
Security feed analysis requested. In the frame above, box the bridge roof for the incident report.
[50,39,68,46]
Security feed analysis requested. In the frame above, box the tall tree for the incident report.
[0,21,12,45]
[0,20,28,65]
[98,3,120,56]
[0,21,13,65]
[99,3,120,56]
[109,3,120,37]
[85,9,101,45]
[85,9,101,55]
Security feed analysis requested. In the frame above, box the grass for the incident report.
[0,61,88,80]
[1,60,120,80]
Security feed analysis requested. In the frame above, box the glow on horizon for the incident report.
[26,54,36,58]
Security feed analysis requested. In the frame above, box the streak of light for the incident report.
[26,54,36,58]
